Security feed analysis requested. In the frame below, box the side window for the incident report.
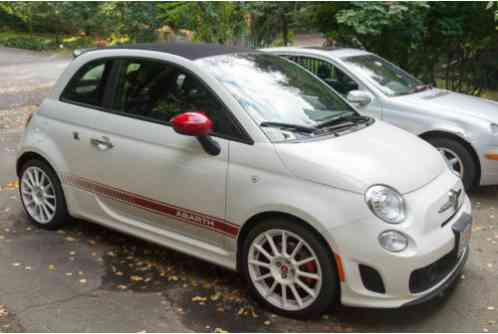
[61,60,110,108]
[113,59,239,138]
[285,55,359,97]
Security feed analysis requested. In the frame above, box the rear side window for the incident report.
[61,60,111,108]
[285,55,359,97]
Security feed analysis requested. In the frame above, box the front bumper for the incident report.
[329,172,472,308]
[402,245,469,307]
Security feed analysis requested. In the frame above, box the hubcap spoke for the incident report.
[254,273,272,282]
[281,231,288,256]
[290,240,303,259]
[265,281,278,298]
[295,278,316,298]
[249,259,271,269]
[289,283,303,308]
[44,200,55,212]
[296,257,315,267]
[254,244,273,261]
[282,284,287,308]
[439,147,464,177]
[297,270,321,281]
[265,233,280,257]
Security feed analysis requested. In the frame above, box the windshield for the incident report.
[342,54,424,97]
[196,53,356,141]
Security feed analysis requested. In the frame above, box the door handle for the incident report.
[90,136,114,151]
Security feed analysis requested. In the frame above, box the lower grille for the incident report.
[359,264,385,294]
[409,251,459,293]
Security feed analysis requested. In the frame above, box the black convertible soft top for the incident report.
[74,42,258,60]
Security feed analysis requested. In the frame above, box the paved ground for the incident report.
[0,47,498,332]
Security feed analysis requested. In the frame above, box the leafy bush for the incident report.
[0,34,55,50]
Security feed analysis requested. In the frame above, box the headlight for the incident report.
[378,230,408,252]
[365,185,405,224]
[491,123,498,135]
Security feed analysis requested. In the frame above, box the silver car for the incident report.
[264,47,498,190]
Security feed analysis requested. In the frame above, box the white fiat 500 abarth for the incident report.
[16,42,472,318]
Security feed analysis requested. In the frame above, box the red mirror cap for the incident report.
[170,112,213,137]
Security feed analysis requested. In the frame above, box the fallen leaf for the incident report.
[130,275,144,282]
[48,264,56,271]
[0,305,8,318]
[192,296,207,302]
[210,292,221,301]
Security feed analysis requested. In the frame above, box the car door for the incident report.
[281,54,383,119]
[84,58,242,249]
[47,59,115,216]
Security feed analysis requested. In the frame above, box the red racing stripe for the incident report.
[63,174,239,238]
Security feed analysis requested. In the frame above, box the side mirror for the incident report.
[346,90,373,107]
[170,112,221,156]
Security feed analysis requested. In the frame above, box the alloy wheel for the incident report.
[438,147,464,178]
[248,229,322,311]
[21,166,57,224]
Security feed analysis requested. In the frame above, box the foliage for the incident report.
[157,2,246,44]
[99,2,159,42]
[0,32,54,50]
[245,2,305,47]
[316,2,498,96]
[0,1,497,97]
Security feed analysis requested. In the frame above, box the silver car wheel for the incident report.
[248,229,322,311]
[438,147,464,178]
[21,166,57,224]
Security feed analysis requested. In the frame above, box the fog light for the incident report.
[378,230,408,252]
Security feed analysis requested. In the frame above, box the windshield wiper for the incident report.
[260,121,316,133]
[316,111,366,129]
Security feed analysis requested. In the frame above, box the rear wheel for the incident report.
[241,217,338,318]
[427,137,478,191]
[19,159,70,229]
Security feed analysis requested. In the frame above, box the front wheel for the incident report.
[427,137,478,191]
[241,218,339,318]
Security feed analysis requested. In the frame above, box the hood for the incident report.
[275,121,446,194]
[395,88,498,122]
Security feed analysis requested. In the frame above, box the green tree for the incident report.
[245,2,304,46]
[310,2,498,95]
[157,2,246,44]
[100,2,159,42]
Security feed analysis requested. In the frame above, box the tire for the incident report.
[240,217,339,319]
[19,159,71,230]
[426,137,478,191]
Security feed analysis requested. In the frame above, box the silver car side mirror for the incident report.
[347,90,373,107]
